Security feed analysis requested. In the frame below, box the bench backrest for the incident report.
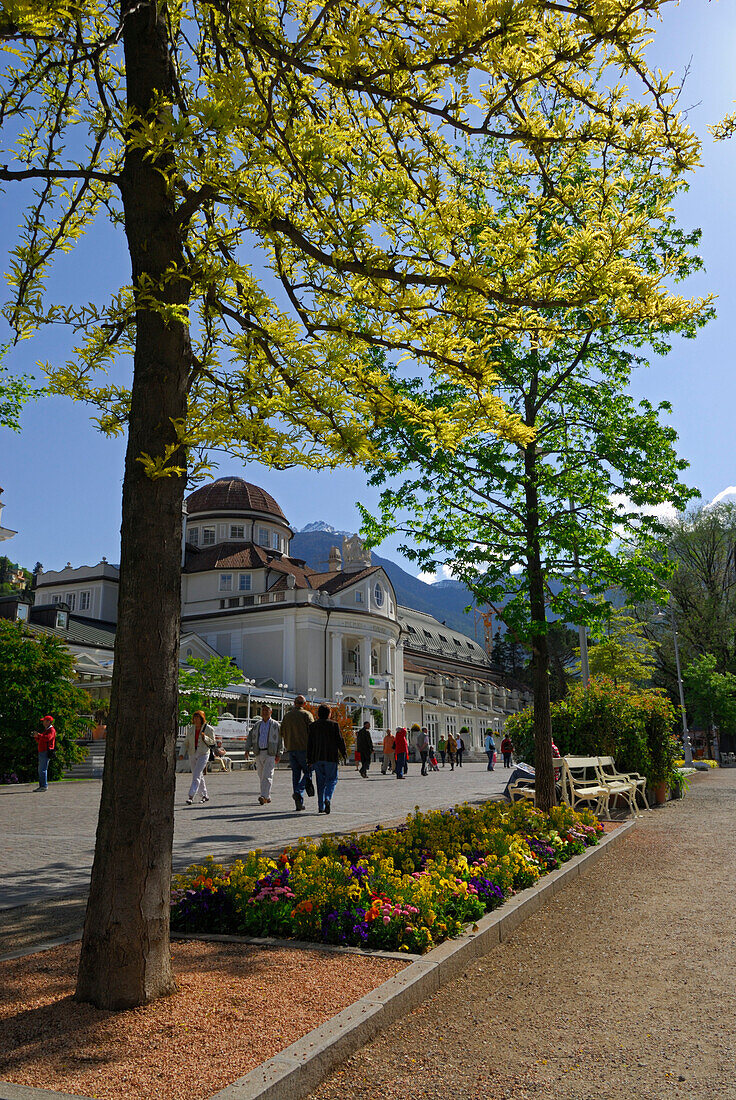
[563,756,600,771]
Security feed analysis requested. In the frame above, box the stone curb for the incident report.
[210,819,636,1100]
[0,820,635,1100]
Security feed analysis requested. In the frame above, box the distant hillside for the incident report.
[289,529,481,640]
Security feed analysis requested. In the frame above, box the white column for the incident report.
[360,635,371,685]
[283,615,296,687]
[330,631,343,698]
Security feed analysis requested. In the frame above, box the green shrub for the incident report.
[0,620,90,782]
[506,676,679,791]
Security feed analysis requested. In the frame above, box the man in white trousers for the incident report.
[246,703,283,804]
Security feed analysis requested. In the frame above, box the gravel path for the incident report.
[309,769,736,1100]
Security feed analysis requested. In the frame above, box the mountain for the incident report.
[289,527,482,639]
[299,521,350,535]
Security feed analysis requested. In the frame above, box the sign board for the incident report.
[214,717,250,740]
[368,676,389,688]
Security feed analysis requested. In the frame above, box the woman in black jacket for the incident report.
[306,704,347,814]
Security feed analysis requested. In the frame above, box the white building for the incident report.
[31,476,531,749]
[0,488,17,543]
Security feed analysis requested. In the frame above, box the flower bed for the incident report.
[171,800,603,954]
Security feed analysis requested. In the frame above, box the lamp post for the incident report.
[358,693,367,726]
[335,689,344,712]
[243,678,255,724]
[308,687,317,706]
[419,694,425,727]
[655,607,692,766]
[278,682,288,720]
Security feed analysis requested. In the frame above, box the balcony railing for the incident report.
[342,672,362,686]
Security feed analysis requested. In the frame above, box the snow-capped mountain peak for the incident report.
[299,520,351,535]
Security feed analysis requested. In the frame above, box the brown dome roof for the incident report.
[186,477,287,521]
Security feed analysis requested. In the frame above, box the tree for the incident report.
[0,1,702,1007]
[178,655,238,726]
[0,620,89,782]
[581,608,656,688]
[683,653,736,757]
[362,135,707,810]
[656,505,736,686]
[0,346,42,432]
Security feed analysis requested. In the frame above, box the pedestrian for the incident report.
[394,726,409,778]
[415,725,430,775]
[484,728,497,771]
[245,703,283,805]
[427,742,440,771]
[457,729,467,766]
[181,710,216,805]
[306,703,347,814]
[501,733,514,769]
[280,694,315,811]
[32,715,56,792]
[356,720,373,778]
[381,729,395,774]
[438,735,447,767]
[446,731,457,770]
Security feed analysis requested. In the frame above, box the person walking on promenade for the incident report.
[446,731,457,770]
[438,735,447,767]
[307,703,347,814]
[484,729,497,771]
[394,726,409,778]
[356,720,373,778]
[245,704,283,805]
[32,715,56,792]
[428,742,440,771]
[415,726,430,775]
[501,733,514,769]
[280,694,315,811]
[457,729,467,767]
[381,729,395,774]
[181,710,215,805]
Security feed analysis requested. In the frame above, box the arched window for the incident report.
[373,583,384,607]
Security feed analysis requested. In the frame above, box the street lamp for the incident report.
[655,607,693,766]
[278,682,288,720]
[308,687,317,705]
[243,677,255,724]
[358,693,367,726]
[419,694,425,726]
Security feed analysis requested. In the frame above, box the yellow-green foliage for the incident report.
[0,1,708,473]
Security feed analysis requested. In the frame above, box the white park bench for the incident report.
[596,755,649,813]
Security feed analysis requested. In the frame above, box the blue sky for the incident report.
[0,0,735,575]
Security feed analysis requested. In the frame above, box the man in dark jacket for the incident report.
[306,704,347,814]
[280,694,315,810]
[356,720,373,778]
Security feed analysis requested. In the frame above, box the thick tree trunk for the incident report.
[523,438,555,811]
[76,0,190,1009]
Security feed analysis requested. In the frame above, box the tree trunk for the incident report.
[76,0,190,1009]
[523,438,555,811]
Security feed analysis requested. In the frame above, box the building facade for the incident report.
[31,476,531,748]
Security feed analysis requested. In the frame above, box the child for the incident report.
[427,742,440,772]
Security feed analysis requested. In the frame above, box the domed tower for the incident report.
[184,476,293,554]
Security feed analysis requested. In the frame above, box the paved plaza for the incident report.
[0,761,508,910]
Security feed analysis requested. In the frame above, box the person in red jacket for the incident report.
[33,715,56,792]
[393,726,409,779]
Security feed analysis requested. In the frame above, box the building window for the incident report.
[230,524,244,539]
[446,716,457,736]
[189,527,199,545]
[202,526,216,546]
[272,531,280,549]
[65,593,76,611]
[373,583,384,608]
[51,594,62,605]
[79,590,91,611]
[258,526,269,546]
[55,611,68,629]
[238,573,252,591]
[227,597,239,607]
[219,574,233,591]
[427,714,439,738]
[355,591,363,603]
